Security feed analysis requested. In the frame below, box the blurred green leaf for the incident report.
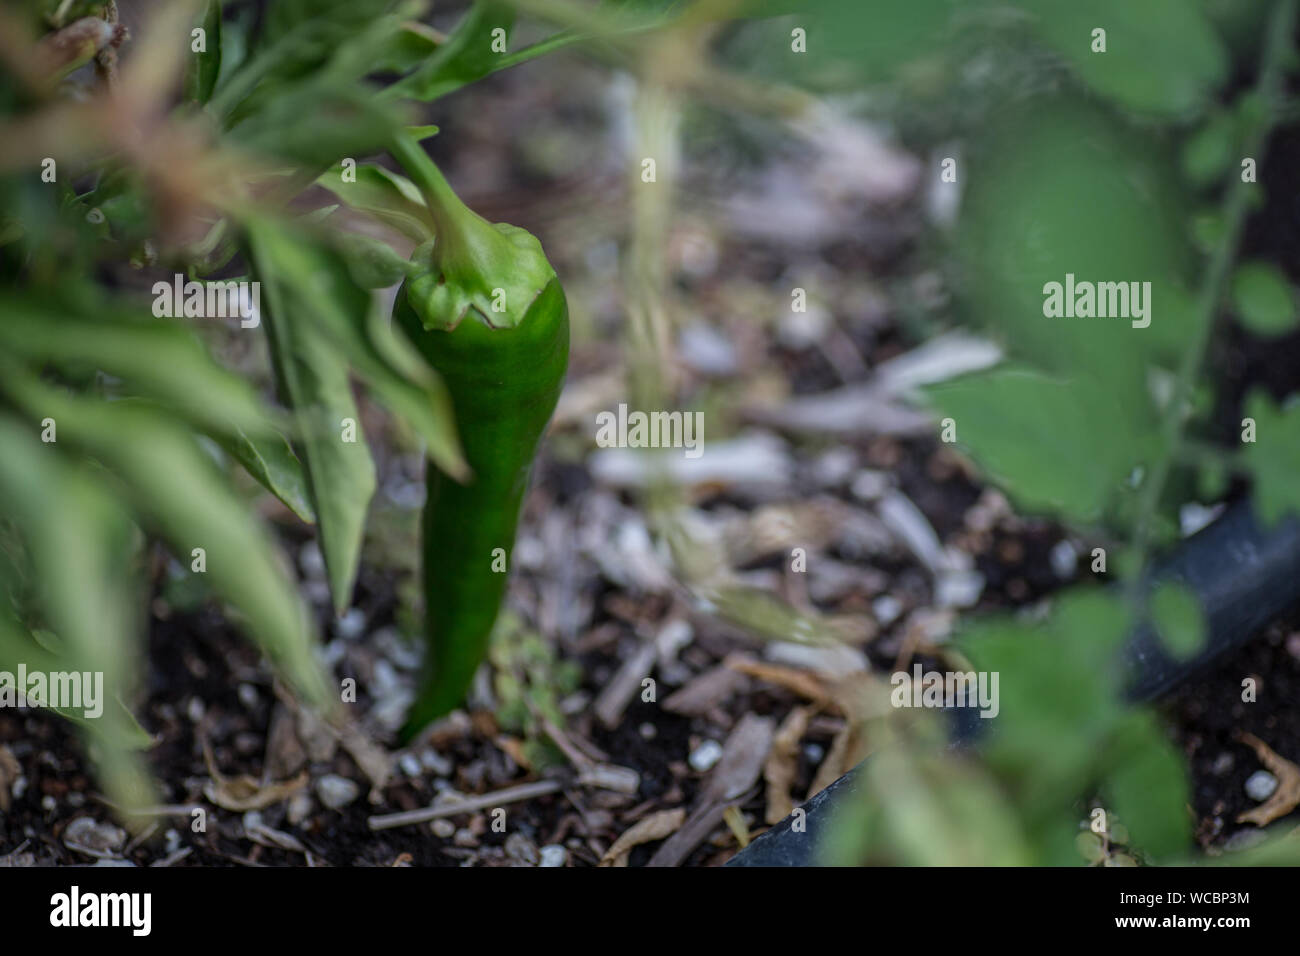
[1020,0,1228,117]
[227,82,410,171]
[1241,391,1300,526]
[382,2,517,102]
[1181,110,1236,187]
[316,162,436,242]
[187,0,223,105]
[247,226,377,615]
[963,590,1131,854]
[1150,581,1207,661]
[0,418,154,810]
[334,232,415,289]
[0,295,279,438]
[216,424,317,524]
[0,373,328,707]
[824,730,1035,866]
[925,367,1153,523]
[1231,261,1298,336]
[1104,711,1192,860]
[958,97,1196,386]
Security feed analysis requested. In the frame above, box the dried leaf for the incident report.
[725,653,832,706]
[202,740,309,812]
[764,707,811,824]
[599,809,686,867]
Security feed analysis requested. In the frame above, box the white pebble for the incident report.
[872,595,902,626]
[1049,539,1078,579]
[689,739,723,773]
[336,607,366,640]
[539,844,568,867]
[1246,770,1278,802]
[399,753,422,778]
[316,774,361,810]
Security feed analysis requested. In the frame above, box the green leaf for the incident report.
[334,233,415,289]
[1104,711,1191,860]
[1020,0,1228,117]
[796,0,967,86]
[246,219,468,481]
[316,162,437,242]
[1150,581,1206,661]
[216,424,317,524]
[0,373,328,707]
[187,0,223,105]
[1241,391,1300,526]
[247,226,377,615]
[958,97,1197,387]
[1181,111,1236,187]
[227,82,410,171]
[925,367,1154,524]
[382,2,518,103]
[0,294,280,439]
[0,419,155,810]
[963,590,1132,846]
[1231,261,1298,336]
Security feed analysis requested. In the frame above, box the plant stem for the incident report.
[1125,0,1297,603]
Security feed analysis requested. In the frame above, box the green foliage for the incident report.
[0,0,575,812]
[1150,582,1208,662]
[1231,261,1299,336]
[800,0,1300,866]
[1241,391,1300,526]
[489,614,583,769]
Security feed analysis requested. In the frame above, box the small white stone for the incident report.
[935,569,984,608]
[420,749,452,776]
[1246,770,1278,802]
[399,753,422,777]
[539,844,568,867]
[336,608,366,640]
[1049,540,1078,579]
[689,739,724,773]
[873,595,903,626]
[850,470,890,502]
[237,683,259,709]
[316,774,360,810]
[430,819,455,838]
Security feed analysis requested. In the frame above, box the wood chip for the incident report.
[703,713,777,805]
[1237,733,1300,827]
[808,724,853,799]
[599,808,686,866]
[593,637,658,729]
[764,707,811,824]
[662,665,749,716]
[367,779,564,830]
[0,744,20,813]
[725,653,832,707]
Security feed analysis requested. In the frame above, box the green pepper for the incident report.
[390,134,569,739]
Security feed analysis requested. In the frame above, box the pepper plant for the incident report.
[0,0,682,808]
